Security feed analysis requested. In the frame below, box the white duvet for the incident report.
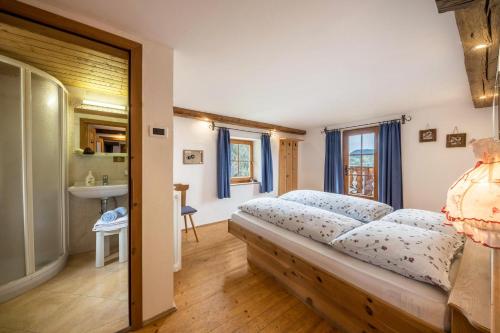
[239,197,363,244]
[280,190,393,222]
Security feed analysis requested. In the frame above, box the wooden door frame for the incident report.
[0,1,144,329]
[342,126,379,200]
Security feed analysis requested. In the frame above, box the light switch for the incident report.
[149,126,168,138]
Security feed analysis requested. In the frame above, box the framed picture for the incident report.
[183,150,203,164]
[419,129,437,142]
[446,133,467,148]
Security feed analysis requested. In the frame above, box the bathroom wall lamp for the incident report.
[82,99,127,111]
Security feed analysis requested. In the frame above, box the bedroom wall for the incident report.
[299,103,493,212]
[22,0,175,321]
[173,116,301,227]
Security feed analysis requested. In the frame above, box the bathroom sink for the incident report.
[68,180,128,199]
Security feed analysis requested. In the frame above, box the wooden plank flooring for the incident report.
[140,221,336,333]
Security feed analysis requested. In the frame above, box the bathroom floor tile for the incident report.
[0,251,128,333]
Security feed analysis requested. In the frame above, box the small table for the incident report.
[448,240,490,333]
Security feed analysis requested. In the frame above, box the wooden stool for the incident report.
[174,183,199,242]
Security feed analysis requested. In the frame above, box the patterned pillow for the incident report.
[280,190,393,222]
[379,209,465,244]
[330,221,463,291]
[239,198,363,244]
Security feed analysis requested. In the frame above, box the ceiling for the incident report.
[0,20,128,96]
[25,0,473,128]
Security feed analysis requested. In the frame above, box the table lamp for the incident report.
[443,137,500,332]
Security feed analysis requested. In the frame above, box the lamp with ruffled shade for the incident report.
[443,137,500,332]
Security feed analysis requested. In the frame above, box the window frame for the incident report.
[342,126,379,200]
[230,139,254,184]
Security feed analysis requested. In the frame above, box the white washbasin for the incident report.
[68,180,128,199]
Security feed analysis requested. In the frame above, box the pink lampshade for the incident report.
[443,138,500,248]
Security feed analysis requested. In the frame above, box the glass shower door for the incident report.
[0,61,26,285]
[31,73,64,270]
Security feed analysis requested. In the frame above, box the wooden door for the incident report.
[279,139,299,195]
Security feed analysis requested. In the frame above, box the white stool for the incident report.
[95,226,128,268]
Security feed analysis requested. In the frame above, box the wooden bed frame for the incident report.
[228,219,490,333]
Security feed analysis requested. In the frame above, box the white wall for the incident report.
[300,103,493,212]
[173,117,299,226]
[22,0,175,321]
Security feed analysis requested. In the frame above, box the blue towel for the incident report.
[115,206,127,217]
[101,210,118,222]
[100,207,127,223]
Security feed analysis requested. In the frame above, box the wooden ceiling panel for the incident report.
[0,21,128,96]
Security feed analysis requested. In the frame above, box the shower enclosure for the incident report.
[0,55,67,302]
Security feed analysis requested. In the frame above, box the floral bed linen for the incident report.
[280,190,393,222]
[239,198,363,244]
[379,208,465,244]
[331,221,464,291]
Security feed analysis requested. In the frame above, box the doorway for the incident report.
[0,2,143,330]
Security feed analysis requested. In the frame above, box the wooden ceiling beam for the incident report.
[454,0,499,108]
[436,0,499,108]
[435,0,477,13]
[173,107,307,135]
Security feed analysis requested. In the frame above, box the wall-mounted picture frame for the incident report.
[446,133,467,148]
[183,150,204,164]
[419,129,437,142]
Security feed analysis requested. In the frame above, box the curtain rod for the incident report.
[321,114,412,134]
[209,121,271,135]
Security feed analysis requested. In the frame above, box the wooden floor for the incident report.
[140,221,336,333]
[0,252,128,333]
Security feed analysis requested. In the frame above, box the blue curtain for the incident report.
[260,134,273,193]
[324,130,343,193]
[378,121,403,209]
[217,127,231,199]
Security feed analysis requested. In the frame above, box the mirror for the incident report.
[68,88,129,156]
[79,118,127,153]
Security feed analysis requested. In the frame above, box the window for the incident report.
[230,139,254,183]
[342,126,379,200]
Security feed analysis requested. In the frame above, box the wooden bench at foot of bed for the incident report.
[229,219,491,333]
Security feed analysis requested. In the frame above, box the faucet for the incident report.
[102,175,109,185]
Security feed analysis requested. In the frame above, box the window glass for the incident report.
[230,140,254,182]
[343,127,378,199]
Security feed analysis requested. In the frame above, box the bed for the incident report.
[228,191,470,333]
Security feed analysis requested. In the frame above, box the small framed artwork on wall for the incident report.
[419,129,437,142]
[446,133,467,148]
[183,150,204,164]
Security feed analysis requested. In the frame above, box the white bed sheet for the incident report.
[231,210,456,331]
